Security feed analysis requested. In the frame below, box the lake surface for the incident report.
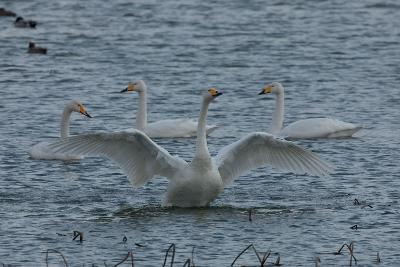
[1,0,400,265]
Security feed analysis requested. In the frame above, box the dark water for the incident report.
[1,0,400,265]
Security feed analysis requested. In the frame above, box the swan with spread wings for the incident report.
[50,88,333,207]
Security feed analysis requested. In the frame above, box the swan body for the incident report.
[29,100,92,160]
[140,118,217,138]
[260,82,361,139]
[125,118,217,138]
[121,80,218,138]
[280,118,361,139]
[50,88,333,207]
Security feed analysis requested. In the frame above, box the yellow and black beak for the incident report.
[258,85,272,95]
[79,106,92,118]
[121,83,135,93]
[208,87,223,97]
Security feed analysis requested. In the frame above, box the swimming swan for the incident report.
[49,88,333,207]
[121,80,218,138]
[259,82,361,139]
[29,100,92,160]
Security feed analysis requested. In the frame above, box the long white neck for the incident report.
[194,98,211,159]
[136,89,147,131]
[60,106,73,138]
[270,90,284,135]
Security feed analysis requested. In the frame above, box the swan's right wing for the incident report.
[216,132,334,185]
[49,130,187,187]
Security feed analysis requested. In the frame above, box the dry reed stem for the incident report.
[112,250,134,267]
[273,254,281,266]
[231,244,271,266]
[231,244,253,266]
[191,246,196,267]
[260,249,271,266]
[162,243,176,267]
[315,256,321,267]
[333,242,357,266]
[346,242,357,266]
[334,243,348,255]
[72,231,83,242]
[376,252,381,263]
[252,245,263,263]
[183,258,191,267]
[45,249,69,267]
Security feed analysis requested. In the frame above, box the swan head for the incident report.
[68,100,92,118]
[203,87,223,102]
[259,82,283,95]
[121,80,147,93]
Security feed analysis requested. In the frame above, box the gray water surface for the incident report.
[1,0,400,266]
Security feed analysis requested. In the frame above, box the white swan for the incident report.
[120,80,218,138]
[29,100,92,160]
[49,88,333,207]
[259,82,361,139]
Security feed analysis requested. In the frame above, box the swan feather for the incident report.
[216,132,333,185]
[49,130,187,187]
[29,141,84,160]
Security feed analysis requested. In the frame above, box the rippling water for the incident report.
[1,0,400,265]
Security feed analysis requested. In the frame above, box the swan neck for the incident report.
[271,91,284,135]
[60,106,73,138]
[136,90,147,131]
[195,98,210,159]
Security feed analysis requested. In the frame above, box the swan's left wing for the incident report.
[48,130,187,187]
[216,132,334,185]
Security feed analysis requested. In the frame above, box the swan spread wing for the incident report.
[48,130,187,187]
[29,141,84,160]
[216,132,334,185]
